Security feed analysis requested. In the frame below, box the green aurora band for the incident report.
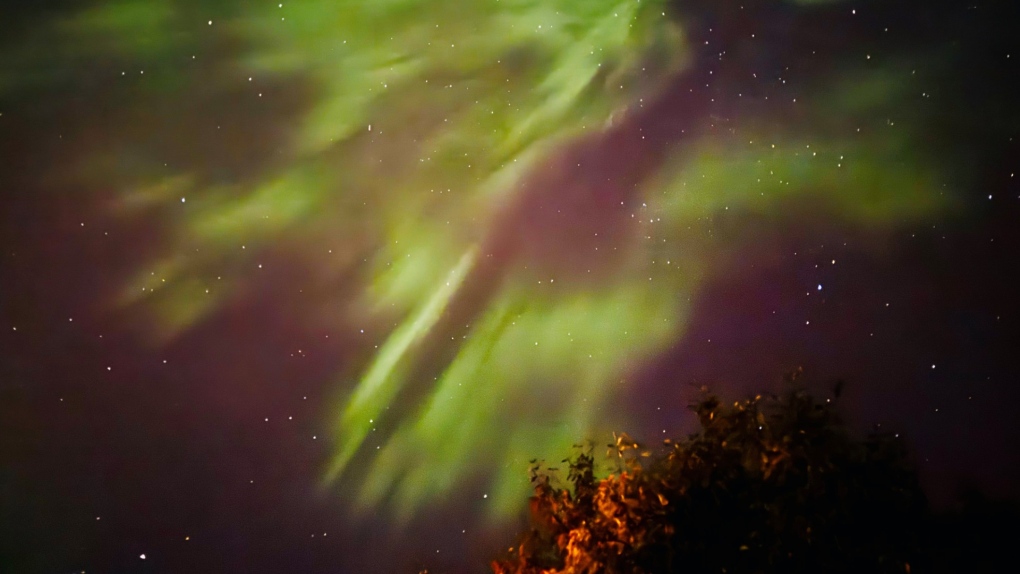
[2,0,966,521]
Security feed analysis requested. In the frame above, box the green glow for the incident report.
[10,0,962,520]
[191,175,318,245]
[63,0,176,59]
[328,247,478,483]
[349,275,692,522]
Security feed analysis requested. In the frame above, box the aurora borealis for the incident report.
[2,0,1019,572]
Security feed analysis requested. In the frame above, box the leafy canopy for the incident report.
[494,376,927,574]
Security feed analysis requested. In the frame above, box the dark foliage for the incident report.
[492,377,1009,574]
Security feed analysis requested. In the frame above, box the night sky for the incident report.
[2,0,1018,572]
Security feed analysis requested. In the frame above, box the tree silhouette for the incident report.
[493,377,933,574]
